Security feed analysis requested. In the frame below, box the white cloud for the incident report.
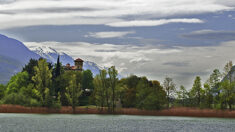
[86,31,135,38]
[24,40,235,88]
[106,18,204,27]
[0,0,233,29]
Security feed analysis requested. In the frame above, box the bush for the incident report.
[3,93,30,106]
[29,99,41,107]
[51,102,61,109]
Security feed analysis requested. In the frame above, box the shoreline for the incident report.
[0,105,234,118]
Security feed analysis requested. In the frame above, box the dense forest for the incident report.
[0,57,234,113]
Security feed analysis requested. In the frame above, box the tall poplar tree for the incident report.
[108,66,118,112]
[32,59,52,106]
[65,74,82,113]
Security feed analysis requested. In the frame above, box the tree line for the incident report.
[173,61,235,110]
[0,57,234,112]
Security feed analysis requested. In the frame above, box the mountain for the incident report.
[29,46,74,65]
[0,34,40,63]
[29,46,104,76]
[0,34,40,84]
[0,34,110,84]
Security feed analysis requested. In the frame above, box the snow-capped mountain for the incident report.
[29,46,104,76]
[0,34,112,84]
[30,46,74,66]
[83,61,105,76]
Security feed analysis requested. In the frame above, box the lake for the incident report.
[0,114,234,132]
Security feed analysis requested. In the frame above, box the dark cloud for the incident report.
[0,0,15,4]
[30,7,100,13]
[0,11,15,15]
[95,49,118,52]
[182,30,235,41]
[163,61,190,67]
[0,7,99,14]
[179,71,209,76]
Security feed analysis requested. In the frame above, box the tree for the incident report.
[93,75,105,110]
[190,76,202,106]
[54,56,61,78]
[223,61,233,78]
[100,69,111,111]
[136,78,167,110]
[147,80,167,110]
[65,73,82,113]
[0,84,5,99]
[108,66,118,112]
[136,77,149,109]
[57,71,73,106]
[120,75,140,108]
[32,59,52,106]
[176,85,188,106]
[207,69,221,107]
[219,80,235,110]
[220,61,234,110]
[22,58,38,82]
[202,83,213,108]
[52,56,64,98]
[6,71,29,94]
[82,70,94,91]
[208,69,221,89]
[163,77,176,108]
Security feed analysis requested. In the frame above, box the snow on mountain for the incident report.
[29,46,104,76]
[30,46,74,66]
[83,61,105,76]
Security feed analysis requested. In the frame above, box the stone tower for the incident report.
[74,58,84,71]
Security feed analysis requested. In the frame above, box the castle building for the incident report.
[64,58,84,71]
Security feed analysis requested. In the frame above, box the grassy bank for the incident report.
[0,105,234,118]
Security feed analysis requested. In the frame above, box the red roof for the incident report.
[71,66,76,70]
[74,58,84,62]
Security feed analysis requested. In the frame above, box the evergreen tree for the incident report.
[54,56,61,78]
[190,76,202,107]
[203,83,213,108]
[22,58,38,82]
[53,56,63,97]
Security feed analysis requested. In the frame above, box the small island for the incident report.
[0,57,234,118]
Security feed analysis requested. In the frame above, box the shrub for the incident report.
[3,93,30,106]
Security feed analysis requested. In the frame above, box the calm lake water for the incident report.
[0,114,234,132]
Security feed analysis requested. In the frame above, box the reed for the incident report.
[0,105,234,118]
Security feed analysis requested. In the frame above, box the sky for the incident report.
[1,0,235,88]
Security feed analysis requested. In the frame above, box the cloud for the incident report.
[0,0,234,29]
[106,18,204,27]
[163,61,190,67]
[0,0,15,4]
[130,58,151,64]
[86,31,135,38]
[182,30,235,40]
[24,40,235,88]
